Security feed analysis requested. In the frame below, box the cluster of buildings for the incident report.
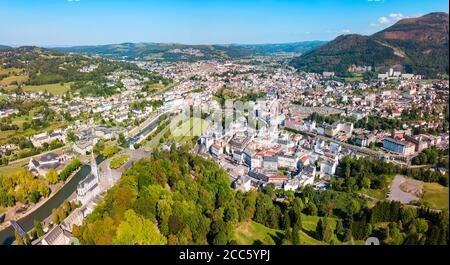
[378,68,421,80]
[28,151,75,177]
[383,131,443,156]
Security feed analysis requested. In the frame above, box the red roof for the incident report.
[299,155,309,163]
[269,175,288,181]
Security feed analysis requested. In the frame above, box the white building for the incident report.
[77,153,101,205]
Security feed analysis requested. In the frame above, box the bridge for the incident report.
[10,220,26,238]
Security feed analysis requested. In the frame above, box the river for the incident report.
[0,156,103,245]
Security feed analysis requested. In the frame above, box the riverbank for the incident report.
[0,164,82,232]
[0,160,96,245]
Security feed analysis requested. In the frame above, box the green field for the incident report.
[422,183,449,210]
[0,160,28,177]
[5,82,73,96]
[233,221,284,245]
[110,154,130,169]
[0,68,23,75]
[233,217,365,245]
[171,117,209,143]
[0,75,29,86]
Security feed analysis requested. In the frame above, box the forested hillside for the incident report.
[73,146,449,245]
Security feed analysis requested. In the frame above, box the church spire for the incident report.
[91,138,99,180]
[91,151,99,178]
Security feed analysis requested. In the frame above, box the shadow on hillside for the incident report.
[303,229,320,241]
[269,232,285,245]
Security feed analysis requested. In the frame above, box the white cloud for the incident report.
[378,16,390,24]
[389,13,404,20]
[341,29,351,33]
[67,0,80,2]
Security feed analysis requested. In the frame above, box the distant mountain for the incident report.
[0,46,164,87]
[0,45,11,50]
[291,12,449,78]
[52,41,326,62]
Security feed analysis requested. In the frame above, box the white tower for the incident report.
[90,150,99,181]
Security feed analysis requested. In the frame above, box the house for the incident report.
[323,72,335,78]
[94,126,121,140]
[28,152,72,176]
[268,175,289,184]
[210,143,223,156]
[232,175,254,192]
[40,225,72,245]
[73,139,95,155]
[383,137,416,156]
[298,154,310,169]
[320,157,338,176]
[277,153,298,169]
[324,121,354,137]
[30,130,66,148]
[61,208,84,233]
[284,165,316,191]
[354,135,376,148]
[262,156,278,171]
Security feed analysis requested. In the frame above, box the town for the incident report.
[1,53,448,245]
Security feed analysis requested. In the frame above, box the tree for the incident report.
[118,133,127,147]
[361,177,371,189]
[305,202,318,216]
[51,208,59,224]
[113,209,167,245]
[335,220,345,239]
[15,230,25,245]
[45,169,59,185]
[33,220,44,238]
[292,224,301,245]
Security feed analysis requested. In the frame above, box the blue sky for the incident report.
[0,0,448,46]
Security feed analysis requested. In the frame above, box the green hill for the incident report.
[291,12,449,78]
[52,41,326,62]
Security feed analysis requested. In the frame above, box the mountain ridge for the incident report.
[52,41,327,62]
[291,12,449,78]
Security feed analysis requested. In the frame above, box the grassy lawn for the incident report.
[233,221,284,245]
[344,76,363,82]
[172,117,208,143]
[147,83,164,90]
[422,183,449,210]
[301,214,339,231]
[233,217,365,246]
[360,176,393,207]
[361,188,387,201]
[5,82,73,96]
[0,94,9,100]
[0,68,23,75]
[0,75,29,86]
[110,154,130,169]
[0,160,28,177]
